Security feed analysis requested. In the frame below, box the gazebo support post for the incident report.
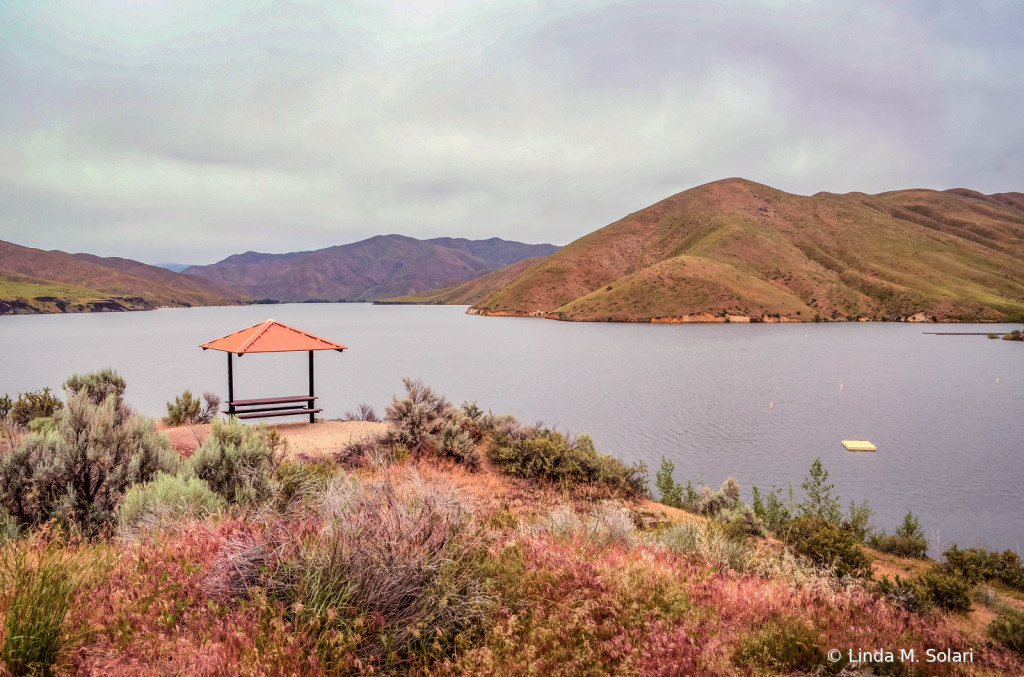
[308,350,315,423]
[227,352,235,417]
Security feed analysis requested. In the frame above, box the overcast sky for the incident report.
[1,0,1022,265]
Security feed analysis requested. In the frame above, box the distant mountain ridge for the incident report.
[468,179,1024,323]
[184,235,561,302]
[0,240,251,314]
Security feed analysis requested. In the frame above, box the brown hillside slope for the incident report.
[72,253,252,302]
[0,240,247,312]
[380,256,548,305]
[185,235,560,302]
[471,179,1024,322]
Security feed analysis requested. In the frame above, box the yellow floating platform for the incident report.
[842,440,877,452]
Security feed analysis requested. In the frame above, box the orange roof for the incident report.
[200,319,347,354]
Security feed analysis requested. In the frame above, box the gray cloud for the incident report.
[1,0,1022,264]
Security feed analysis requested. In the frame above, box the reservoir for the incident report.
[1,304,1021,553]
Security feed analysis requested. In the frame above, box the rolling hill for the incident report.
[380,256,549,305]
[469,179,1024,323]
[0,240,251,315]
[184,235,560,302]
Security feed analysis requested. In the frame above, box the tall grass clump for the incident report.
[185,416,284,505]
[117,472,226,534]
[212,471,493,669]
[0,538,99,676]
[488,426,647,497]
[544,502,637,549]
[656,520,748,572]
[0,370,179,535]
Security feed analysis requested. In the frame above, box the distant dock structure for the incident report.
[842,440,877,452]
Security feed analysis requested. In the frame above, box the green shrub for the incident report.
[869,511,929,559]
[62,368,126,405]
[118,472,226,530]
[487,427,647,497]
[655,457,684,508]
[939,544,996,585]
[383,378,460,455]
[875,574,932,614]
[936,545,1024,592]
[1002,329,1023,341]
[165,390,201,425]
[987,610,1024,655]
[798,457,842,523]
[165,390,220,426]
[783,518,873,578]
[751,484,795,532]
[719,503,767,538]
[917,569,972,613]
[436,422,480,467]
[733,617,824,671]
[8,388,64,428]
[0,383,180,535]
[0,539,98,676]
[185,417,284,504]
[272,460,338,510]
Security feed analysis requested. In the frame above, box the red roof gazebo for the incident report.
[200,319,347,423]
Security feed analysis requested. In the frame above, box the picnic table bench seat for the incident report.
[224,395,322,421]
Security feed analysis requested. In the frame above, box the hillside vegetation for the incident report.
[0,241,250,314]
[1,374,1022,675]
[471,179,1024,322]
[185,235,560,302]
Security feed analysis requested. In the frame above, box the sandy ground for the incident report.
[159,419,387,460]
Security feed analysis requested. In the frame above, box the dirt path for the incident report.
[160,420,387,460]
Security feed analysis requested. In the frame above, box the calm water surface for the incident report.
[1,305,1022,552]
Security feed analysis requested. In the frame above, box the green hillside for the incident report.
[472,179,1024,322]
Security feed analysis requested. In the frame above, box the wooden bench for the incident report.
[225,396,322,423]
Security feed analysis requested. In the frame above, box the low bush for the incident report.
[487,427,647,497]
[782,517,873,578]
[916,568,973,613]
[733,617,824,672]
[937,544,1024,592]
[868,511,929,559]
[875,574,932,614]
[988,610,1024,655]
[384,378,460,455]
[185,417,284,505]
[436,422,480,467]
[1002,329,1023,341]
[7,388,64,428]
[117,472,226,532]
[343,403,379,422]
[0,538,99,676]
[0,378,180,535]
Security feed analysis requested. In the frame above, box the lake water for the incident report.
[1,305,1022,553]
